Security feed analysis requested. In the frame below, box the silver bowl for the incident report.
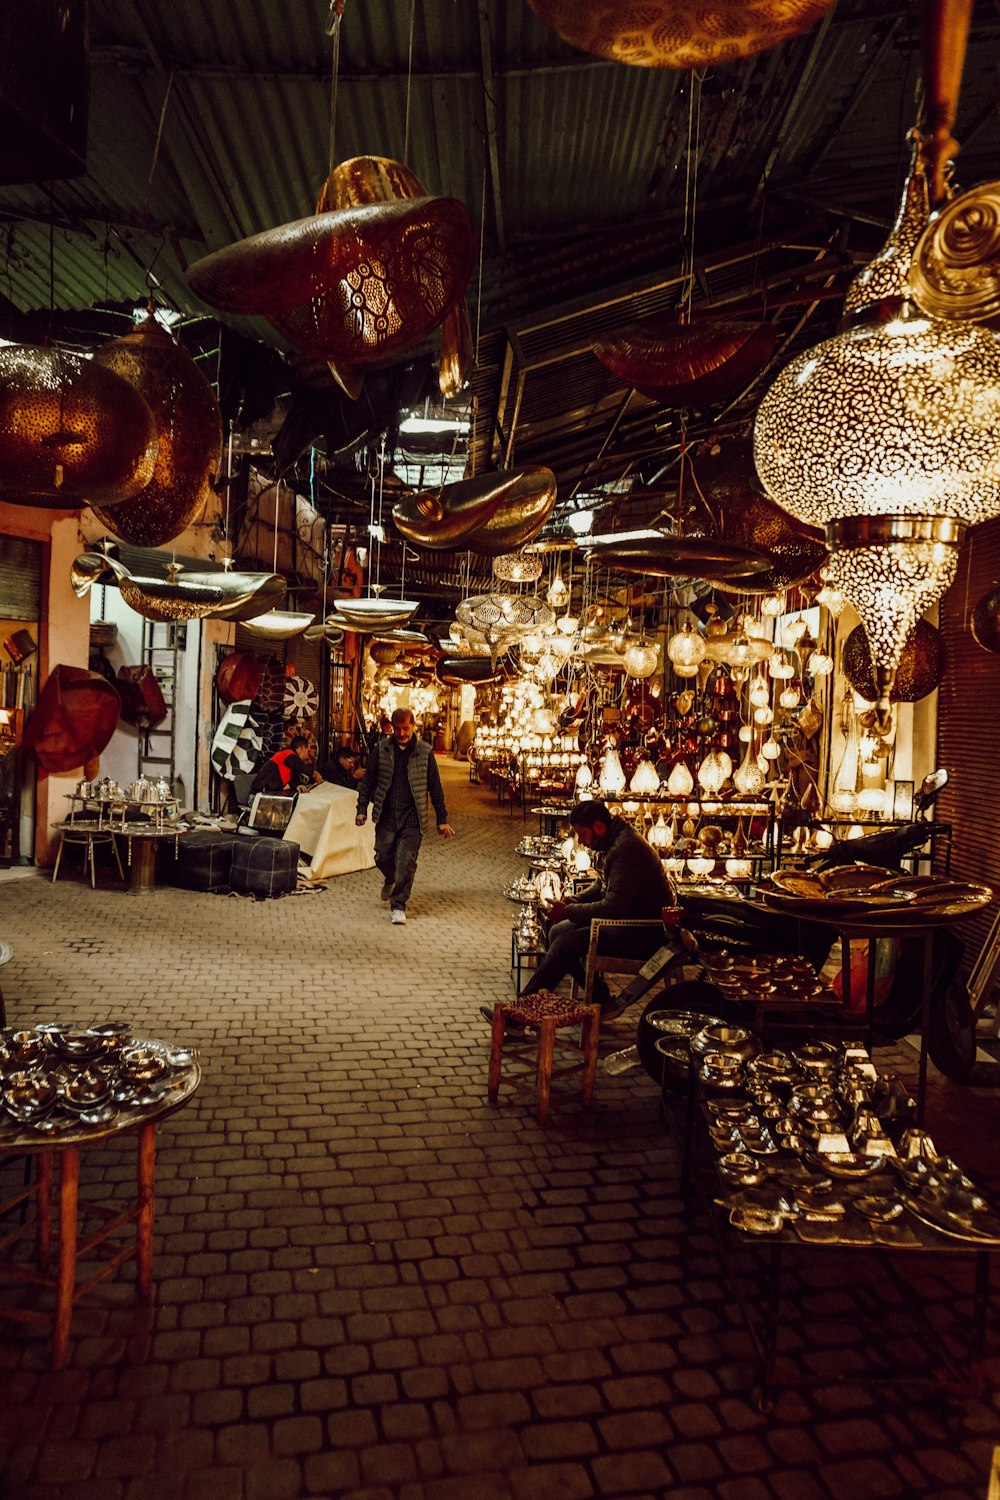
[691,1021,758,1063]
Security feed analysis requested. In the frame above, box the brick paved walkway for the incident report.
[0,761,998,1499]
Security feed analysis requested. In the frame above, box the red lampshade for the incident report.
[24,665,120,773]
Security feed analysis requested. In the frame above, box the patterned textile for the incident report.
[210,701,263,781]
[498,990,598,1028]
[252,655,285,716]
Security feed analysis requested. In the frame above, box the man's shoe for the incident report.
[391,908,407,925]
[380,878,394,902]
[590,976,612,1009]
[599,993,629,1022]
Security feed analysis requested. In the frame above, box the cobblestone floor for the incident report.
[0,761,998,1499]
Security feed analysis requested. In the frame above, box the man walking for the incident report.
[356,708,454,924]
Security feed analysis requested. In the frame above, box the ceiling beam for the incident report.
[477,0,506,253]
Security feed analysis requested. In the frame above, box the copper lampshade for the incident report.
[594,321,776,406]
[90,314,223,548]
[843,619,945,703]
[525,0,834,68]
[24,665,121,773]
[392,468,557,556]
[971,583,1000,653]
[187,155,476,379]
[0,345,157,508]
[691,440,828,594]
[217,652,263,705]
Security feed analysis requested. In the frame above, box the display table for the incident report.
[670,1039,998,1409]
[0,1035,200,1368]
[283,783,375,881]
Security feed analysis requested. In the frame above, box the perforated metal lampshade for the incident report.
[524,0,835,69]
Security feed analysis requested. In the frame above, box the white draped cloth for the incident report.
[283,783,375,880]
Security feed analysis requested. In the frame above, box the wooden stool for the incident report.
[487,989,601,1125]
[51,827,125,888]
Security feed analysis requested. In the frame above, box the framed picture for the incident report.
[892,780,915,821]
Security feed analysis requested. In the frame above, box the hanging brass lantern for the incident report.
[0,345,157,508]
[187,156,475,397]
[594,322,776,407]
[524,0,834,70]
[89,313,223,547]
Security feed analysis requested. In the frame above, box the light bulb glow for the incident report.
[666,761,695,797]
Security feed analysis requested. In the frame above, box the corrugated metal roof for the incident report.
[2,0,999,562]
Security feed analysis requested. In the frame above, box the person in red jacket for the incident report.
[250,734,314,795]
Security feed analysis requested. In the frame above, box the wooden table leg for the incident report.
[128,839,159,894]
[53,1148,79,1370]
[36,1154,52,1275]
[137,1123,156,1297]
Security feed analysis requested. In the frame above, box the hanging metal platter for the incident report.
[241,610,316,641]
[392,467,557,556]
[585,533,772,582]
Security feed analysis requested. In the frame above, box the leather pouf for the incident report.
[230,836,299,899]
[172,831,238,892]
[217,651,262,705]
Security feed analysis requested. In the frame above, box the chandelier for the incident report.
[754,135,1000,709]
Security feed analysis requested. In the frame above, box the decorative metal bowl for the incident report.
[691,1022,758,1063]
[54,1029,106,1063]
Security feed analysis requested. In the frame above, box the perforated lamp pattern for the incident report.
[754,317,1000,531]
[826,542,957,675]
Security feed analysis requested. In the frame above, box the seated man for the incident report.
[251,733,315,796]
[320,744,366,790]
[487,799,674,1020]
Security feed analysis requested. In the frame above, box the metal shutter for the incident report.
[0,535,42,620]
[936,518,1000,975]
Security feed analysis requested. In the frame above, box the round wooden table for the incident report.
[0,1051,200,1367]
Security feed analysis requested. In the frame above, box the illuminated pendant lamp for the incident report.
[598,745,627,796]
[733,740,766,796]
[667,622,706,678]
[187,157,475,399]
[754,124,1000,716]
